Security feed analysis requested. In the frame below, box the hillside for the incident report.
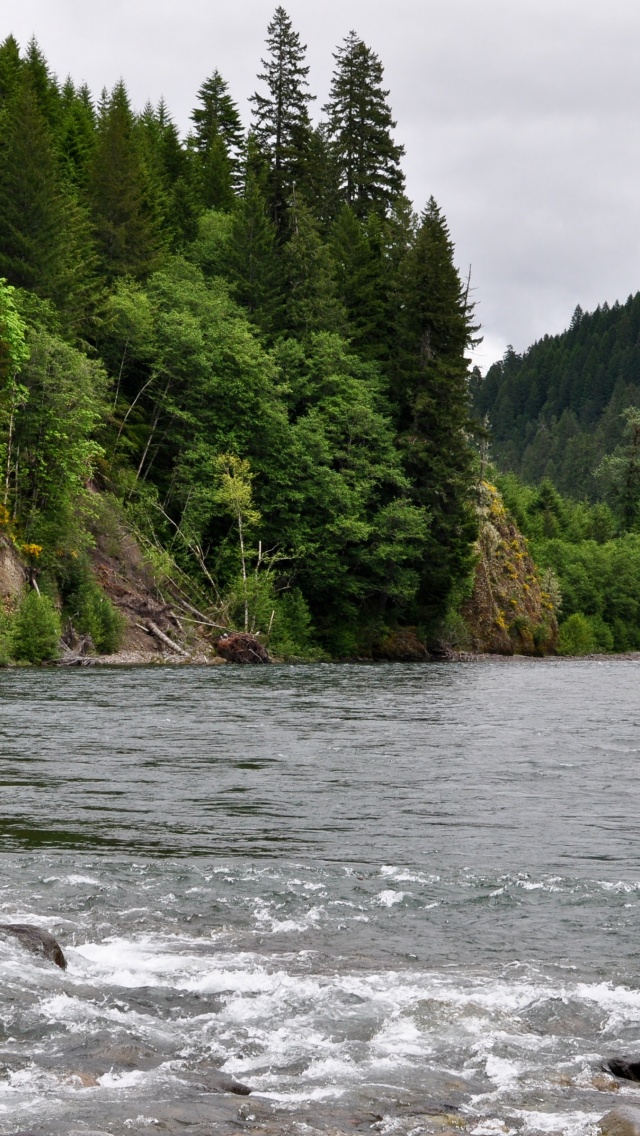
[473,294,640,500]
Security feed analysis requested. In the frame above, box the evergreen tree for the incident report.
[250,7,315,229]
[0,75,67,295]
[89,81,162,279]
[324,31,405,218]
[190,69,244,207]
[0,35,22,107]
[57,79,96,188]
[223,170,282,332]
[330,205,387,359]
[282,197,345,337]
[22,36,60,128]
[393,198,478,626]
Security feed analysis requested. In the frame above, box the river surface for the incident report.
[0,660,639,1136]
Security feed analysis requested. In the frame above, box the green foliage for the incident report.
[474,296,640,500]
[323,31,405,217]
[497,471,640,651]
[557,613,595,656]
[392,198,479,629]
[59,557,125,654]
[249,6,315,228]
[89,81,163,280]
[12,589,61,663]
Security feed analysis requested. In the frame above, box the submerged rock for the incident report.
[599,1106,640,1136]
[215,633,270,664]
[0,923,67,969]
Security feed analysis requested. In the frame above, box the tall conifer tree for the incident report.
[0,75,66,294]
[393,198,478,626]
[190,70,244,208]
[324,31,405,218]
[89,82,162,279]
[0,35,22,106]
[250,7,315,229]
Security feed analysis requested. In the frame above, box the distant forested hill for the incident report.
[473,295,640,499]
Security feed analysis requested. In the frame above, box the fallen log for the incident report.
[142,620,189,657]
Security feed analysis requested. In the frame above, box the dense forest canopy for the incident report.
[473,295,640,503]
[0,10,479,657]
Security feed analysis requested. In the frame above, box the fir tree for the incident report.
[89,81,162,279]
[283,197,345,337]
[0,75,66,295]
[57,79,96,188]
[22,36,60,128]
[250,7,315,229]
[223,169,282,332]
[0,35,22,107]
[393,198,479,626]
[324,31,405,218]
[190,69,244,207]
[330,205,387,359]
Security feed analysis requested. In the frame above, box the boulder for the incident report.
[0,923,67,969]
[607,1059,640,1082]
[599,1107,640,1136]
[215,633,270,664]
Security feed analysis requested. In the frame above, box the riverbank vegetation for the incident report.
[1,12,639,662]
[0,10,479,660]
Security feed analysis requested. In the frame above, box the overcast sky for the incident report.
[4,1,640,370]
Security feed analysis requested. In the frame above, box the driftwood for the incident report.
[0,923,67,969]
[137,620,188,656]
[215,633,270,665]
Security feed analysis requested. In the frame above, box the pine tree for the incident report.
[249,7,315,229]
[324,31,405,218]
[190,69,244,208]
[393,198,479,627]
[89,81,162,279]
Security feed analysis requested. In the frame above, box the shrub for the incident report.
[557,612,595,656]
[59,557,125,654]
[12,590,61,664]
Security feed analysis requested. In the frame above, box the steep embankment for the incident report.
[462,482,558,655]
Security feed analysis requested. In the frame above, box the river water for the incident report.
[0,660,639,1136]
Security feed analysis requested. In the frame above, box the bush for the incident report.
[558,612,595,656]
[59,557,125,654]
[12,590,61,664]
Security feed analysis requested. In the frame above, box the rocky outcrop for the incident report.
[462,481,558,656]
[0,923,67,969]
[215,633,270,664]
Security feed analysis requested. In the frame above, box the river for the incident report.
[0,660,639,1136]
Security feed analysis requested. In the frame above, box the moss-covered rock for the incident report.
[462,482,558,656]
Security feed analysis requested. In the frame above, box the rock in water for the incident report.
[599,1107,640,1136]
[0,923,67,969]
[215,633,270,664]
[607,1059,640,1082]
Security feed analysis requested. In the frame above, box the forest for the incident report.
[0,7,639,662]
